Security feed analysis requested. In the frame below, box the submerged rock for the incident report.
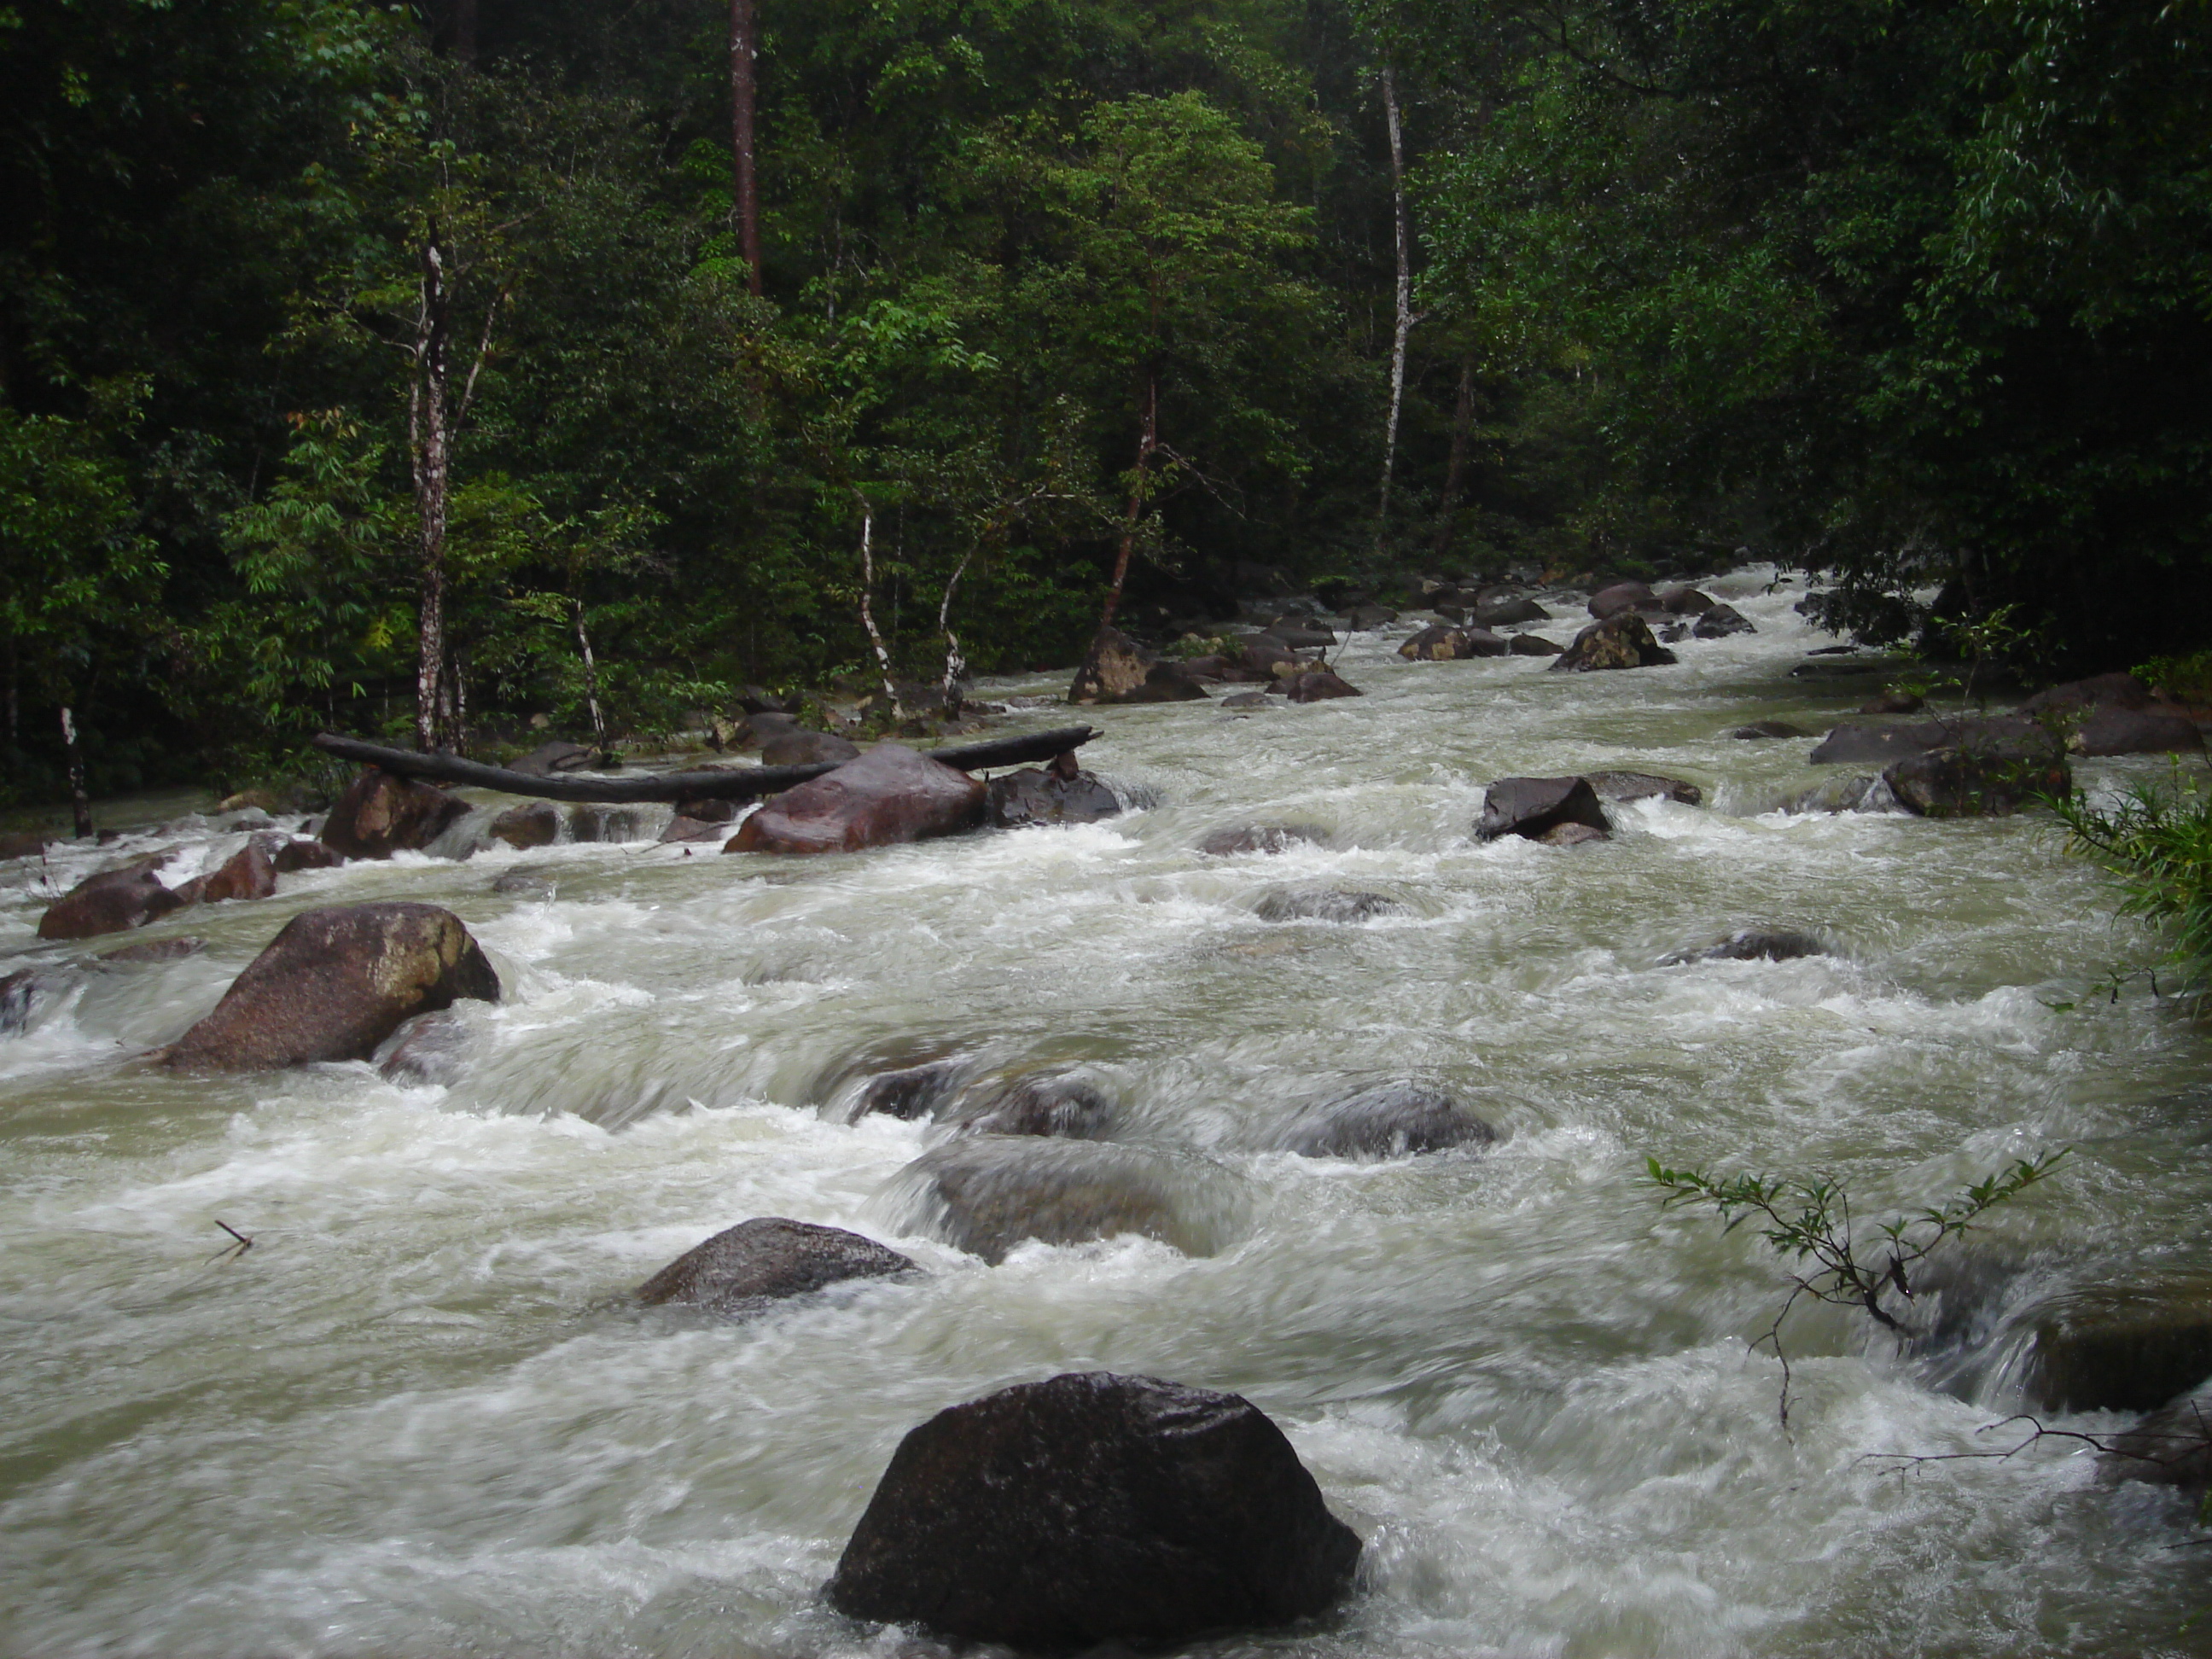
[491,801,561,850]
[946,1070,1115,1138]
[1551,613,1677,672]
[1728,719,1811,740]
[37,863,189,940]
[319,767,469,859]
[1692,602,1755,638]
[1254,887,1404,923]
[1199,823,1328,856]
[1583,771,1703,806]
[2023,1276,2212,1415]
[164,902,500,1072]
[2098,1388,2212,1491]
[847,1057,971,1122]
[97,935,205,963]
[1278,1083,1496,1159]
[889,1138,1234,1263]
[987,764,1122,828]
[1476,776,1611,843]
[637,1217,916,1318]
[1280,667,1363,701]
[826,1371,1361,1647]
[271,837,343,874]
[373,1010,476,1086]
[567,804,643,843]
[490,863,558,896]
[1883,742,2069,818]
[728,744,986,855]
[1662,928,1827,964]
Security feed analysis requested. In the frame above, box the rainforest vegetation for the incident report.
[3,0,2208,800]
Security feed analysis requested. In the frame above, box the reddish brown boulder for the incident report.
[490,801,561,850]
[318,767,469,859]
[198,840,276,904]
[726,744,986,855]
[1589,580,1659,620]
[163,902,499,1071]
[271,837,344,873]
[1280,668,1363,702]
[37,864,189,940]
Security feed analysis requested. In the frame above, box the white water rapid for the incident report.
[3,568,2208,1657]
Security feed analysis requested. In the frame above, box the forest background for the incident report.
[3,0,2207,803]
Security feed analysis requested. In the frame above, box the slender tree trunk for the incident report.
[60,704,91,839]
[572,600,608,754]
[410,234,454,753]
[4,637,17,748]
[1376,62,1416,551]
[856,504,902,718]
[939,548,975,713]
[730,0,762,297]
[1100,372,1159,632]
[1432,358,1476,561]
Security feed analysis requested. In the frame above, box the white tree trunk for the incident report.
[1376,63,1416,550]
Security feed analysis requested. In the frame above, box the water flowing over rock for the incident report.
[2021,1276,2212,1414]
[319,767,470,859]
[944,1069,1115,1138]
[845,1057,971,1121]
[163,902,500,1071]
[1551,613,1678,672]
[1200,823,1328,855]
[887,1138,1240,1263]
[727,744,986,854]
[2098,1388,2212,1491]
[1693,602,1755,637]
[986,765,1122,828]
[37,863,189,940]
[1254,886,1404,923]
[1476,777,1612,842]
[826,1371,1361,1647]
[637,1217,916,1317]
[491,802,560,849]
[1728,719,1811,739]
[1582,771,1703,806]
[1662,928,1827,964]
[1882,742,2069,818]
[1281,667,1363,701]
[373,1010,476,1085]
[1278,1082,1496,1158]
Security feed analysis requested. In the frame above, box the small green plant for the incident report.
[1939,602,2046,712]
[2050,765,2212,991]
[1648,1151,2065,1423]
[2133,649,2212,704]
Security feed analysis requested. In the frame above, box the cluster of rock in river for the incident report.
[9,585,2212,1645]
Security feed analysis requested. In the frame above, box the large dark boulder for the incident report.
[2023,1277,2212,1415]
[847,1057,971,1121]
[2073,707,2203,756]
[1728,719,1812,740]
[987,764,1122,828]
[1551,613,1677,672]
[1476,593,1551,626]
[637,1217,916,1318]
[1582,771,1702,806]
[1070,627,1208,704]
[2098,1388,2212,1491]
[1508,632,1564,656]
[1808,717,2040,765]
[1400,625,1471,661]
[1658,585,1716,614]
[271,837,343,874]
[319,767,470,859]
[760,728,862,767]
[1281,667,1363,702]
[37,863,189,940]
[1692,602,1755,638]
[889,1138,1228,1263]
[163,902,500,1071]
[491,800,561,850]
[728,744,986,855]
[1476,777,1611,842]
[1588,580,1658,620]
[2017,672,2152,716]
[198,840,276,905]
[1883,742,2069,818]
[826,1371,1361,1648]
[1278,1083,1495,1159]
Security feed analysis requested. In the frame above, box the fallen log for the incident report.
[307,727,1101,805]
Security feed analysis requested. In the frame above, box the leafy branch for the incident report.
[1647,1151,2066,1424]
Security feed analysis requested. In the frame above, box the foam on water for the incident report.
[3,570,2209,1656]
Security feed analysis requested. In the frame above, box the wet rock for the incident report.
[1199,824,1327,856]
[1278,1083,1496,1159]
[1808,718,2032,765]
[198,841,276,905]
[947,1071,1115,1139]
[1476,776,1611,843]
[1860,689,1925,715]
[2023,1276,2212,1414]
[568,804,643,843]
[1883,742,2069,818]
[1344,603,1397,629]
[1508,632,1565,656]
[670,795,741,824]
[491,863,558,896]
[760,728,862,767]
[38,863,189,940]
[1071,626,1207,704]
[1219,690,1273,710]
[1551,613,1677,672]
[658,815,727,843]
[1589,580,1659,620]
[1778,773,1905,815]
[826,1371,1360,1648]
[2072,707,2203,757]
[1400,625,1471,661]
[1281,667,1363,702]
[1540,822,1609,847]
[163,902,500,1072]
[637,1217,917,1318]
[509,739,592,777]
[736,709,801,748]
[1476,594,1551,626]
[1692,602,1755,638]
[1238,636,1307,681]
[1727,719,1812,740]
[2098,1388,2212,1491]
[1583,771,1703,806]
[373,1010,474,1085]
[2017,672,2152,716]
[319,767,470,859]
[0,830,58,860]
[97,935,205,963]
[987,765,1122,829]
[271,837,343,874]
[1662,928,1827,964]
[1271,625,1338,649]
[849,1057,971,1122]
[1658,585,1716,614]
[491,801,561,850]
[728,744,987,855]
[890,1138,1230,1262]
[0,967,73,1034]
[1254,887,1404,923]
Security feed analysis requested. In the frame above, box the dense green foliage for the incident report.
[3,0,2207,800]
[2055,769,2212,992]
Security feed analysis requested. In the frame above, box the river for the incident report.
[3,568,2207,1657]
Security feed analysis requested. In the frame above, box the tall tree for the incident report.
[731,0,763,295]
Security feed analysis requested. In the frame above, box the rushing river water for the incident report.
[3,568,2209,1658]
